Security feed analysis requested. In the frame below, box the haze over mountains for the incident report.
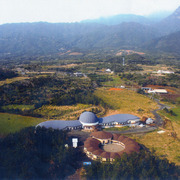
[0,6,180,57]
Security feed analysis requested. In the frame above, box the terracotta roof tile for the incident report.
[91,131,113,139]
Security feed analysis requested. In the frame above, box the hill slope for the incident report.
[145,30,180,54]
[0,22,159,56]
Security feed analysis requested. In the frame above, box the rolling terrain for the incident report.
[0,6,180,57]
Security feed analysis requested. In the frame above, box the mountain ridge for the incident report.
[0,6,180,57]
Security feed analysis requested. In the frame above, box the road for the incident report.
[151,98,171,127]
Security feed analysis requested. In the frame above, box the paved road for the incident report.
[151,98,171,127]
[105,126,157,135]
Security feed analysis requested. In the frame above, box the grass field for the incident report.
[0,77,30,86]
[132,126,180,165]
[102,75,124,87]
[0,113,44,136]
[158,106,180,124]
[94,87,158,118]
[104,126,130,131]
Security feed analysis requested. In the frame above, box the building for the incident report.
[36,111,140,131]
[157,70,174,74]
[84,131,140,162]
[148,89,168,94]
[106,69,112,73]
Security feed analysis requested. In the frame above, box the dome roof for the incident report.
[79,111,99,125]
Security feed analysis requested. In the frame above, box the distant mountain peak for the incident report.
[168,6,180,19]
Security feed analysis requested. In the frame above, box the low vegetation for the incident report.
[0,113,44,136]
[104,126,130,131]
[94,87,158,118]
[34,104,105,120]
[132,127,180,166]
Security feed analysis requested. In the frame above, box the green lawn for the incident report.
[104,126,130,131]
[0,113,45,136]
[158,106,180,124]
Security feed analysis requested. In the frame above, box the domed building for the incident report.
[36,111,140,131]
[79,111,99,130]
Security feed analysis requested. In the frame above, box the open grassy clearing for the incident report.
[138,64,175,74]
[104,126,130,131]
[0,76,30,86]
[94,87,158,118]
[0,113,44,136]
[158,106,180,124]
[102,75,124,87]
[132,125,180,166]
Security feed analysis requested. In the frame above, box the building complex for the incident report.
[37,111,140,131]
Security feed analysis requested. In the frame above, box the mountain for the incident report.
[156,6,180,35]
[145,30,180,54]
[145,11,172,22]
[0,7,180,57]
[81,14,151,25]
[75,22,160,49]
[0,22,159,56]
[0,22,106,56]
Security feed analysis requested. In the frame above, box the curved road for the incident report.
[151,98,171,127]
[107,99,171,135]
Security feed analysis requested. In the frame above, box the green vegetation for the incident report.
[0,113,44,136]
[94,88,157,118]
[158,106,180,124]
[119,72,180,87]
[34,104,105,120]
[83,150,179,179]
[0,127,83,179]
[0,68,18,81]
[0,76,107,115]
[104,126,130,131]
[132,126,180,166]
[2,104,34,111]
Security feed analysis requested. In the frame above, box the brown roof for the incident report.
[126,144,140,151]
[125,139,136,145]
[110,152,120,159]
[117,135,127,142]
[93,149,104,156]
[112,133,121,140]
[84,132,140,160]
[101,152,110,159]
[84,137,100,149]
[91,131,113,140]
[87,146,99,152]
[119,137,130,144]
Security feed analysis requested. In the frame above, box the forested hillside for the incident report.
[0,6,180,57]
[0,127,83,179]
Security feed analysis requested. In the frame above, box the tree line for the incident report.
[0,127,83,179]
[82,150,179,180]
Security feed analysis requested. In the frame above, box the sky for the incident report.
[0,0,180,25]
